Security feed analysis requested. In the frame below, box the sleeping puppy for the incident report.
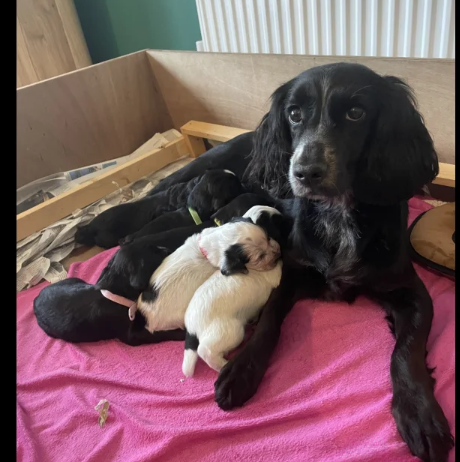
[75,169,244,249]
[33,224,213,345]
[182,206,283,377]
[122,192,273,244]
[136,218,281,334]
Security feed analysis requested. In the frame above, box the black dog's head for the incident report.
[246,62,439,205]
[187,169,245,217]
[97,242,171,299]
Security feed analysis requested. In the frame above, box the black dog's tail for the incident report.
[75,224,96,246]
[182,330,199,377]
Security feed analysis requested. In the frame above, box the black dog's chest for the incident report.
[286,201,360,297]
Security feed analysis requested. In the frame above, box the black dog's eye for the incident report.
[346,107,365,121]
[288,107,302,125]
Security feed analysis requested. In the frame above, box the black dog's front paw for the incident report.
[214,349,266,411]
[393,388,454,462]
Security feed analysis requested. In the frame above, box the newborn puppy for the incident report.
[75,169,244,249]
[136,217,281,334]
[123,192,273,244]
[32,224,213,345]
[182,206,284,377]
[210,193,274,226]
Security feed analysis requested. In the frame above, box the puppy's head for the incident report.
[187,169,245,216]
[247,63,438,205]
[201,218,281,275]
[97,242,171,298]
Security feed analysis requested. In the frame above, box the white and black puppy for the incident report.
[182,206,283,377]
[136,217,281,334]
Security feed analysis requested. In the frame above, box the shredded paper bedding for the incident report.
[16,130,192,292]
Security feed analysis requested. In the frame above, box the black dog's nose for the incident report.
[293,164,327,185]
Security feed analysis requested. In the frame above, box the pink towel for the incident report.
[17,198,455,462]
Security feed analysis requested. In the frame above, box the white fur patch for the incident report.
[243,205,281,222]
[137,219,282,334]
[183,260,283,376]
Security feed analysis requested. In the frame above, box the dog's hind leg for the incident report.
[198,321,245,372]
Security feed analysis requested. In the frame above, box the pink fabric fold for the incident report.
[17,198,455,462]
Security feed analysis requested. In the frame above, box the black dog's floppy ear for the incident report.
[353,76,439,205]
[221,244,249,276]
[245,79,295,198]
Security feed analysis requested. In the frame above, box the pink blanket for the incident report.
[17,198,455,462]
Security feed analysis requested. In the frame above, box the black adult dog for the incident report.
[142,63,453,462]
[34,224,212,345]
[75,169,244,248]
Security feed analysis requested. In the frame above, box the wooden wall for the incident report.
[17,51,172,187]
[147,51,455,165]
[17,50,455,188]
[17,0,92,87]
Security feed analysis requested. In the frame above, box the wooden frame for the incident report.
[16,119,455,243]
[16,137,188,242]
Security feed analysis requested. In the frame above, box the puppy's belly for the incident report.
[142,303,186,333]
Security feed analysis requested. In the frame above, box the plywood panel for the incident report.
[55,0,92,69]
[17,51,173,187]
[17,0,77,80]
[17,18,38,87]
[147,51,455,165]
[17,0,91,87]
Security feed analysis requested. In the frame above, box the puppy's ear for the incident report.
[129,262,151,292]
[245,79,295,198]
[221,244,249,276]
[353,76,439,205]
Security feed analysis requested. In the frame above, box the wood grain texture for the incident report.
[147,51,455,165]
[55,0,91,69]
[17,18,38,87]
[17,0,91,87]
[17,51,173,187]
[181,120,251,142]
[182,133,206,158]
[17,138,188,242]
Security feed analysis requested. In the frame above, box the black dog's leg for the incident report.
[370,275,453,462]
[123,328,186,346]
[214,267,316,410]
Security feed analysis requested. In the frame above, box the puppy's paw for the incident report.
[392,388,454,462]
[214,349,265,411]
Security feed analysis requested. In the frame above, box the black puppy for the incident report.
[122,193,273,244]
[75,169,244,249]
[33,223,212,345]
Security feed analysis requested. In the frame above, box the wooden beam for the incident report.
[17,138,188,242]
[432,162,455,188]
[182,132,206,158]
[181,120,251,143]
